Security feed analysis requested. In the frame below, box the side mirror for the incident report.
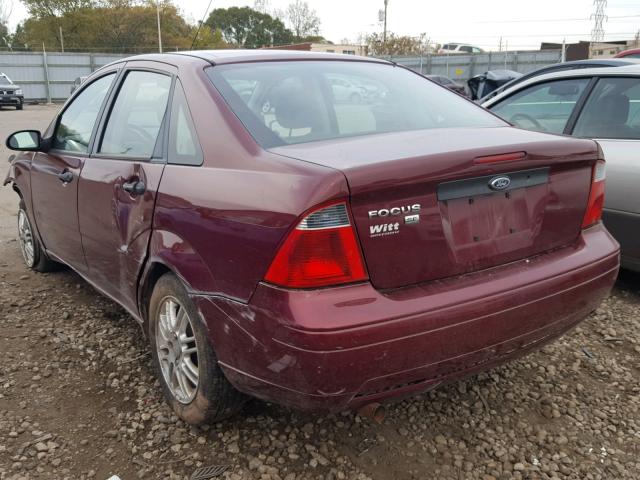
[6,130,42,151]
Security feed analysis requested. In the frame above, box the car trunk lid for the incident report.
[271,126,599,290]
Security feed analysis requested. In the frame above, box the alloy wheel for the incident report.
[17,209,35,267]
[155,296,200,404]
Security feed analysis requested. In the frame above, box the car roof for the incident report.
[616,48,640,57]
[483,64,640,106]
[114,49,389,66]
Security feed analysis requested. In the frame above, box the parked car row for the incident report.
[483,64,640,272]
[477,58,640,102]
[3,50,621,425]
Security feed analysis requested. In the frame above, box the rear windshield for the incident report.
[206,61,504,148]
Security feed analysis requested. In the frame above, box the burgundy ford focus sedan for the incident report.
[4,50,619,424]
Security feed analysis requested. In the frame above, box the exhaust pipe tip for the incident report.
[357,402,386,424]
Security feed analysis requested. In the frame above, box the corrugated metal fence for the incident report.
[0,49,563,101]
[0,52,127,101]
[380,50,564,83]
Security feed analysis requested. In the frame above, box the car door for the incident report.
[570,75,640,268]
[489,77,593,135]
[77,62,174,312]
[30,71,118,272]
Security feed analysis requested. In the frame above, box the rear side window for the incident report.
[53,73,115,153]
[168,81,203,166]
[206,61,504,148]
[100,71,171,158]
[573,77,640,139]
[491,78,590,134]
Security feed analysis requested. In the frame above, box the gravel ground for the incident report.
[1,105,639,480]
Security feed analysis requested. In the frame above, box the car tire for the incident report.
[149,273,247,424]
[18,200,59,272]
[16,103,23,111]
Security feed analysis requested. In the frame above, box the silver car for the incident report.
[483,65,640,271]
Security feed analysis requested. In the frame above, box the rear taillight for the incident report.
[582,159,606,229]
[264,202,368,288]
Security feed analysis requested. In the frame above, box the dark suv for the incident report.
[0,73,24,110]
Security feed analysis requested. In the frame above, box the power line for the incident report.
[436,31,637,39]
[476,14,638,23]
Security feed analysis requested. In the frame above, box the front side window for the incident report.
[53,73,115,153]
[490,78,590,134]
[207,61,505,148]
[100,71,171,158]
[573,77,640,139]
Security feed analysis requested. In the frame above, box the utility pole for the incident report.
[590,0,607,43]
[59,26,64,53]
[383,0,389,43]
[156,0,163,53]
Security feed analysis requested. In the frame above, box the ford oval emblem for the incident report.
[489,176,511,191]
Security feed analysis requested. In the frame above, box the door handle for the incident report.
[122,180,146,196]
[57,170,74,183]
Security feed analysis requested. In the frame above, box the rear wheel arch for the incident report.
[138,259,206,333]
[11,183,23,199]
[138,261,172,334]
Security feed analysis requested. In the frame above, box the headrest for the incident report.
[271,83,323,130]
[593,94,630,125]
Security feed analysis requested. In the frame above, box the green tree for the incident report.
[191,25,228,50]
[15,0,196,52]
[205,6,292,48]
[22,0,96,18]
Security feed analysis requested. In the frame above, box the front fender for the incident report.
[3,152,33,195]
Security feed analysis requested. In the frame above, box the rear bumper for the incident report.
[194,224,619,412]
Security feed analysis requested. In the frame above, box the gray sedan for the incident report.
[483,65,640,272]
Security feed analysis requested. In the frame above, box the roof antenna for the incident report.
[191,0,215,51]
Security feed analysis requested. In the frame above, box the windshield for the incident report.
[206,61,504,148]
[0,73,13,84]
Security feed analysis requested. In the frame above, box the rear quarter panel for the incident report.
[150,64,348,302]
